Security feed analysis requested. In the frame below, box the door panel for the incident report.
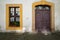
[35,5,51,32]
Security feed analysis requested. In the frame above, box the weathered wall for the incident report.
[0,0,60,32]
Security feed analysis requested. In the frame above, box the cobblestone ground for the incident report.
[0,32,60,40]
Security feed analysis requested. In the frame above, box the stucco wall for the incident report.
[0,0,60,32]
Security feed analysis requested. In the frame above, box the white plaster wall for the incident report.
[0,0,60,32]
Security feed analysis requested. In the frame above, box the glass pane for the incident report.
[11,11,14,16]
[10,17,14,22]
[45,7,49,10]
[39,6,42,9]
[10,8,14,11]
[16,11,20,16]
[35,6,42,10]
[16,17,20,22]
[15,22,20,26]
[16,8,20,11]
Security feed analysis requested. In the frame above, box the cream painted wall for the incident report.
[0,0,60,32]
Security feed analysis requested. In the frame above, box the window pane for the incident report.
[10,17,14,22]
[16,11,20,16]
[10,8,14,11]
[11,11,14,16]
[15,22,20,26]
[45,7,49,10]
[16,8,20,11]
[16,17,20,22]
[39,6,42,9]
[35,6,42,10]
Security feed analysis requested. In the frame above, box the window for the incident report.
[6,4,22,30]
[35,5,50,10]
[9,7,20,27]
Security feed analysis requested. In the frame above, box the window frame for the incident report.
[6,4,22,30]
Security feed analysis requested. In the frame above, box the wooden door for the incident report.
[35,5,51,32]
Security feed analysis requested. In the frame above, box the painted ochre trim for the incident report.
[32,1,55,32]
[6,4,23,30]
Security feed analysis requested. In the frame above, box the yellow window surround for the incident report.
[6,4,23,30]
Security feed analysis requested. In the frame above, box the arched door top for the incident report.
[32,0,54,9]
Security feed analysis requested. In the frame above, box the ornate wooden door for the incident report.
[35,5,51,32]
